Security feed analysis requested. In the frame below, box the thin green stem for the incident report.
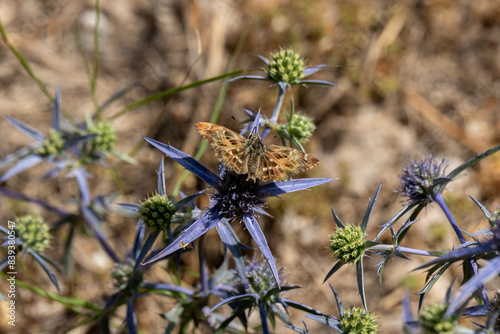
[169,75,229,198]
[0,272,101,313]
[0,17,51,102]
[92,0,101,118]
[109,70,243,121]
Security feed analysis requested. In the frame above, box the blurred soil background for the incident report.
[1,0,500,333]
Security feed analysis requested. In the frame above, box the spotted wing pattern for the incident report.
[196,122,249,174]
[260,145,319,182]
[196,122,320,182]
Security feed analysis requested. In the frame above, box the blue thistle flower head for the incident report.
[141,113,333,286]
[1,86,134,183]
[399,156,449,205]
[224,256,285,299]
[213,256,303,332]
[211,168,266,219]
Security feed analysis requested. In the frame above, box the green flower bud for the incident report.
[340,307,379,333]
[419,303,457,334]
[265,49,306,86]
[277,112,316,144]
[88,121,117,154]
[38,129,64,156]
[111,258,138,290]
[140,194,176,231]
[489,209,500,228]
[14,215,50,252]
[329,224,366,264]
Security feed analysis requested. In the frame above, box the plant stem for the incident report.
[433,193,466,244]
[261,86,286,139]
[198,234,208,294]
[434,192,488,302]
[270,86,286,123]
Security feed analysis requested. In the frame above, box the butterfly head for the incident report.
[246,132,265,155]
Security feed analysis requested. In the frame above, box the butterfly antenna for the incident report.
[231,115,241,125]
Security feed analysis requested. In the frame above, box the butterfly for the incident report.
[196,122,319,182]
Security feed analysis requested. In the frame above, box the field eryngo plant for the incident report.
[1,4,500,334]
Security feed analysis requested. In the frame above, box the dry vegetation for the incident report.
[0,0,499,333]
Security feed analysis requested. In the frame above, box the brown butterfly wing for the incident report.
[196,122,249,174]
[261,145,319,182]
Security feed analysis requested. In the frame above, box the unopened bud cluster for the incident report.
[38,129,64,156]
[277,112,316,144]
[265,49,306,86]
[140,194,176,231]
[15,214,50,252]
[419,303,457,334]
[339,307,378,333]
[88,121,117,154]
[329,224,365,264]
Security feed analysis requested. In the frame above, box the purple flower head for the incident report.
[211,168,266,219]
[399,156,449,205]
[226,256,286,298]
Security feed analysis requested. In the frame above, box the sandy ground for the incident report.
[0,0,499,333]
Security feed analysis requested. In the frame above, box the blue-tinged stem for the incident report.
[198,234,208,294]
[0,187,70,216]
[270,86,286,123]
[262,87,286,139]
[259,300,270,334]
[434,193,488,302]
[369,244,437,257]
[469,257,489,303]
[396,246,437,256]
[433,193,466,244]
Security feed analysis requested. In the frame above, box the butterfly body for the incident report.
[196,122,319,182]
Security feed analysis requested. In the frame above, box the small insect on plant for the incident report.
[197,122,319,182]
